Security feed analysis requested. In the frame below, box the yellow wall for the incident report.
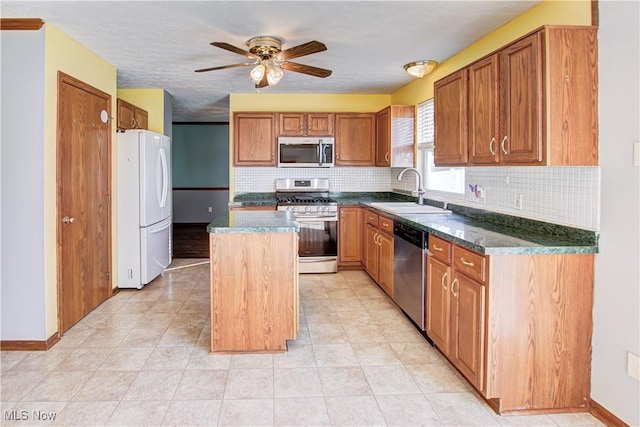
[43,23,117,337]
[117,88,166,134]
[391,0,592,105]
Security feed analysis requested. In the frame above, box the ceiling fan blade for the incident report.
[255,72,269,89]
[195,62,253,73]
[281,61,332,78]
[211,42,258,59]
[277,41,327,61]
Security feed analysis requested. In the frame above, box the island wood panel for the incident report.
[210,232,298,353]
[485,253,594,413]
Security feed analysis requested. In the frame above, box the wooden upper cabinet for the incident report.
[233,112,277,166]
[468,55,500,165]
[335,113,376,166]
[434,70,468,166]
[436,26,598,167]
[375,108,391,166]
[278,112,334,136]
[376,105,415,167]
[545,26,598,166]
[500,32,544,164]
[117,98,148,130]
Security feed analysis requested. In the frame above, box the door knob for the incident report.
[62,216,76,224]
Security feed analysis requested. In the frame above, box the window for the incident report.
[416,99,465,194]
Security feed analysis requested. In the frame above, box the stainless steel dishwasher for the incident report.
[393,222,427,330]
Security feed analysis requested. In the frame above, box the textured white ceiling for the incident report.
[2,1,540,122]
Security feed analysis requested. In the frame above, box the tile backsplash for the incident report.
[235,166,600,230]
[394,166,600,231]
[234,167,391,193]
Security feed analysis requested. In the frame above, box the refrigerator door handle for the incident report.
[159,147,169,208]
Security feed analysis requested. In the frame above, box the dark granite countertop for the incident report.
[229,192,598,255]
[207,211,299,234]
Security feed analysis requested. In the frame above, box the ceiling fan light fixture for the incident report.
[267,64,284,86]
[404,60,438,79]
[250,64,265,84]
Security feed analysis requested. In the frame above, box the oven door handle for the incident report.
[317,142,323,167]
[294,214,338,221]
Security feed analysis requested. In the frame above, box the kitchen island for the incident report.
[207,211,300,353]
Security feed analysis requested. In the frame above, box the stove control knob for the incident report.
[292,207,298,212]
[305,206,311,213]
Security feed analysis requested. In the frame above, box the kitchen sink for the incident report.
[368,202,452,215]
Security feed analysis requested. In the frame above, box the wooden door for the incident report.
[377,231,394,297]
[434,69,468,165]
[334,113,376,165]
[469,54,500,164]
[375,107,391,166]
[234,113,276,165]
[500,32,544,164]
[57,72,111,333]
[426,256,451,353]
[451,272,486,390]
[306,113,334,136]
[338,207,362,264]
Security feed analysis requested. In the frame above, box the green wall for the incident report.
[172,123,229,187]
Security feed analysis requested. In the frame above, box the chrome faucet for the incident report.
[397,167,425,204]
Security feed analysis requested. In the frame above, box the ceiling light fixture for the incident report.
[249,60,284,87]
[404,60,438,79]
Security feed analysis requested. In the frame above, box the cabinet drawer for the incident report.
[378,215,393,234]
[364,210,379,227]
[429,235,451,264]
[453,245,487,284]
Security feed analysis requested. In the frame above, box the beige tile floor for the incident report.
[1,259,606,427]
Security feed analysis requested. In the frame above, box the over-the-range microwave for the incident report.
[277,137,335,168]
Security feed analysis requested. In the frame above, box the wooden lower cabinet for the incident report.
[426,235,594,414]
[209,232,298,353]
[338,207,362,268]
[377,231,394,296]
[364,224,379,283]
[450,271,485,390]
[362,209,393,297]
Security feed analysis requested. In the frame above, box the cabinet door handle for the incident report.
[385,152,389,162]
[441,272,448,290]
[460,258,474,267]
[500,136,508,155]
[432,244,443,252]
[489,137,496,155]
[368,216,375,221]
[451,278,459,297]
[340,211,344,219]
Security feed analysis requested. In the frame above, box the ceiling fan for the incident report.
[195,36,332,88]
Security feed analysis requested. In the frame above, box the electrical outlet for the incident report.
[514,194,523,210]
[628,352,640,381]
[208,206,213,213]
[127,269,133,279]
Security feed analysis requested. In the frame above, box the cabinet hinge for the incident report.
[106,271,111,281]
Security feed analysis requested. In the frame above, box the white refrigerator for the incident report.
[117,129,172,289]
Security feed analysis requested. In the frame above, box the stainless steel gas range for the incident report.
[275,178,338,274]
